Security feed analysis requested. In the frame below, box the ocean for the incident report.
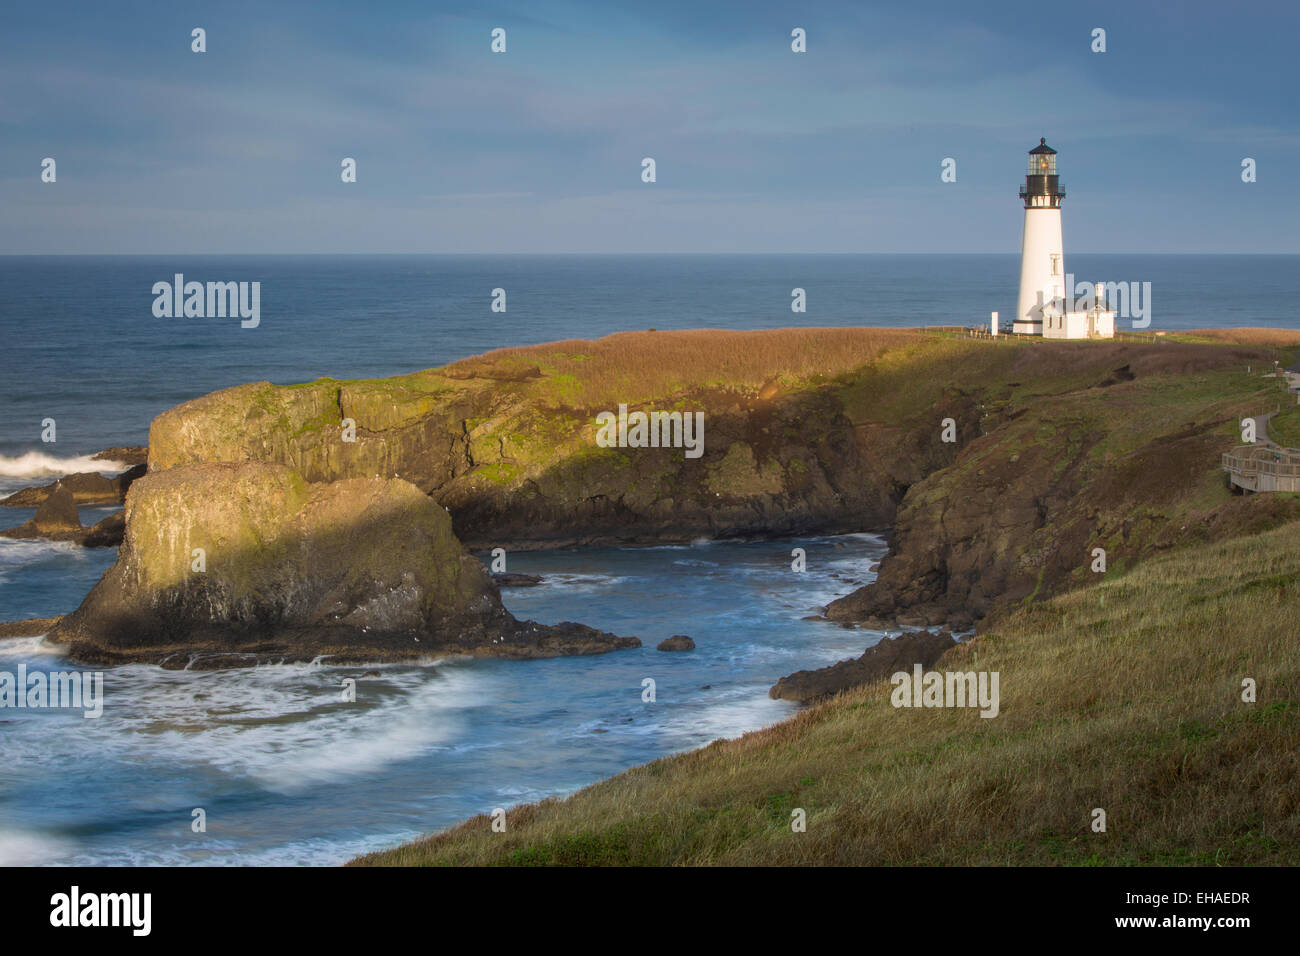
[1,253,1297,864]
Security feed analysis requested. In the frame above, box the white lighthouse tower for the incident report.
[1013,138,1114,339]
[1014,138,1066,335]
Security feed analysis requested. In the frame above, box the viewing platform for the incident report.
[1222,444,1300,493]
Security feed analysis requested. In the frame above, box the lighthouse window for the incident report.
[1028,155,1056,176]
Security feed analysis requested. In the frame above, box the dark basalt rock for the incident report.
[656,635,695,652]
[1,495,126,548]
[769,629,957,704]
[2,462,145,508]
[0,483,83,540]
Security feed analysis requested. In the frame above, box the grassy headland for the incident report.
[55,323,1299,854]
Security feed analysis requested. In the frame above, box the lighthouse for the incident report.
[1014,139,1065,334]
[1013,138,1114,339]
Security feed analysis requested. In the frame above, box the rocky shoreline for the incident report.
[9,330,1297,674]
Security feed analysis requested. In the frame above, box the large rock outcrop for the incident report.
[47,462,639,668]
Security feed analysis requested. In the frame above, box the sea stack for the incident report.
[45,461,640,668]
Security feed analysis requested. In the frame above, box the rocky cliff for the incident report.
[828,344,1300,629]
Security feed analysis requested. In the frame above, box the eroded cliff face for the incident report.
[827,347,1300,630]
[47,462,638,667]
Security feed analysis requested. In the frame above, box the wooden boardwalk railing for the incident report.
[1222,449,1300,492]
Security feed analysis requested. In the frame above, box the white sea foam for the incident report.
[674,692,794,743]
[0,636,54,658]
[0,537,88,567]
[531,572,631,593]
[99,662,497,794]
[0,529,898,865]
[0,451,126,480]
[0,829,71,866]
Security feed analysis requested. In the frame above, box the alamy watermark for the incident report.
[50,886,150,936]
[1065,273,1152,328]
[152,273,260,328]
[1,664,104,718]
[890,663,1000,718]
[595,404,704,459]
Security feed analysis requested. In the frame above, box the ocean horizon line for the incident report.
[4,251,1298,259]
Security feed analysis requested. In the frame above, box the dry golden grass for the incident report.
[442,328,933,407]
[431,326,1294,417]
[354,517,1300,866]
[1190,328,1300,348]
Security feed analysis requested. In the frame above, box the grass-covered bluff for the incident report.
[146,328,962,550]
[148,327,1300,630]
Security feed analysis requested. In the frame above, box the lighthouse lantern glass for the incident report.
[1029,154,1057,176]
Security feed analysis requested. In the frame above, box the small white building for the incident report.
[1042,287,1116,339]
[1014,139,1114,340]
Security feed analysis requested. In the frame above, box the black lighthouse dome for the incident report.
[1020,137,1065,208]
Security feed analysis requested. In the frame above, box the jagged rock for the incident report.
[1,483,84,540]
[93,446,148,467]
[113,462,147,496]
[34,483,82,532]
[769,630,957,703]
[46,461,639,668]
[1,500,124,548]
[656,635,695,651]
[1,472,112,507]
[1,462,145,508]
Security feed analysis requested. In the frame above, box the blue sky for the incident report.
[2,0,1296,253]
